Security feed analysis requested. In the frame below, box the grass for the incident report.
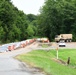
[39,43,51,48]
[58,49,76,67]
[42,44,49,48]
[16,49,76,75]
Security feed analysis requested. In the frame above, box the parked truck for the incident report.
[55,34,72,42]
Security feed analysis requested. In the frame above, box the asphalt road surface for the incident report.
[0,42,44,75]
[0,42,76,75]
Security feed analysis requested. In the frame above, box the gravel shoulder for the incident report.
[35,42,76,50]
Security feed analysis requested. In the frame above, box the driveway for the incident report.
[0,42,44,75]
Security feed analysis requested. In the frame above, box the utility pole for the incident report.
[56,47,58,59]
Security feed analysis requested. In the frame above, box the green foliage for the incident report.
[1,0,76,42]
[0,0,38,43]
[26,25,35,38]
[27,14,37,23]
[38,0,76,41]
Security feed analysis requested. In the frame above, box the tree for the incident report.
[27,14,37,23]
[38,0,76,41]
[26,14,38,37]
[0,0,29,43]
[26,25,35,38]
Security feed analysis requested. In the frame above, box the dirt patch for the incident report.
[52,58,67,65]
[38,43,52,47]
[19,61,45,75]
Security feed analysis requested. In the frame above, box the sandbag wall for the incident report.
[0,39,36,52]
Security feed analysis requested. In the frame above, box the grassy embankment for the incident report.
[16,49,76,75]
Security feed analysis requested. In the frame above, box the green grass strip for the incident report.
[16,49,76,75]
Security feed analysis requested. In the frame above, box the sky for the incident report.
[11,0,45,15]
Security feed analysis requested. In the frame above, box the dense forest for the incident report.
[0,0,76,43]
[0,0,38,43]
[38,0,76,41]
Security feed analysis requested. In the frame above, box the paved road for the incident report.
[0,42,44,75]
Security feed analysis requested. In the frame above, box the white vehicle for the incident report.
[59,41,66,47]
[36,38,41,42]
[36,38,49,43]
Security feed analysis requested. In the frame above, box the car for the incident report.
[58,41,66,47]
[36,38,41,42]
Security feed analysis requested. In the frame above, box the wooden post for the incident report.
[67,57,70,65]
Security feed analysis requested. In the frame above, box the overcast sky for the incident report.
[11,0,45,15]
